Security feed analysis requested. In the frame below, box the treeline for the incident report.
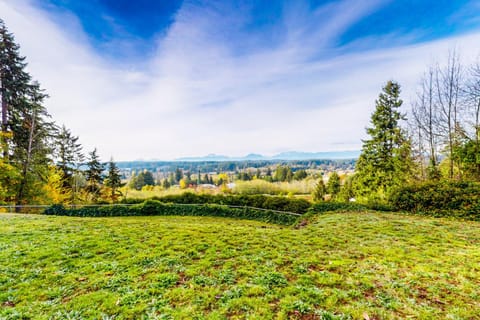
[0,20,121,208]
[117,159,355,174]
[129,166,313,191]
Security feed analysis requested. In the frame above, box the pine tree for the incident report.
[162,178,170,189]
[175,168,183,183]
[143,170,155,186]
[326,171,341,199]
[312,179,326,202]
[293,169,308,180]
[14,82,55,207]
[0,19,31,156]
[168,172,176,186]
[255,168,262,179]
[104,158,122,201]
[338,175,355,202]
[203,173,209,184]
[0,21,56,207]
[56,125,83,190]
[133,172,145,190]
[84,148,105,200]
[354,81,413,198]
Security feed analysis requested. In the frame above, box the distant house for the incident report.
[197,184,217,190]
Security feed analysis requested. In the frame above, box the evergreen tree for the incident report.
[131,170,155,190]
[293,169,308,180]
[312,179,326,202]
[104,158,122,200]
[84,148,105,200]
[162,178,170,189]
[168,172,176,186]
[265,167,273,182]
[142,170,155,186]
[55,125,83,190]
[274,165,293,182]
[202,173,210,184]
[175,168,183,183]
[132,172,145,190]
[266,167,272,177]
[184,171,192,184]
[354,81,413,197]
[326,171,341,199]
[0,19,31,156]
[0,21,56,207]
[338,176,355,202]
[13,82,55,207]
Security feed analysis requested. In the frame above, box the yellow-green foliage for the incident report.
[233,179,316,195]
[41,166,71,204]
[1,213,480,319]
[122,186,220,200]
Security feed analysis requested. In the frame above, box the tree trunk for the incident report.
[0,76,8,158]
[15,110,35,212]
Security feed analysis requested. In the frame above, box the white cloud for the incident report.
[1,0,479,160]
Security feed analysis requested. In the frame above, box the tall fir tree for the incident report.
[84,148,105,200]
[0,19,31,155]
[104,158,122,201]
[55,125,83,190]
[175,168,183,183]
[326,171,341,199]
[354,81,413,198]
[13,82,55,207]
[312,179,326,202]
[1,20,56,207]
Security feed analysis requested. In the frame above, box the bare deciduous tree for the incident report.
[411,67,442,179]
[435,50,462,179]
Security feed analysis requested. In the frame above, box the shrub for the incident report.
[389,181,480,218]
[308,201,393,214]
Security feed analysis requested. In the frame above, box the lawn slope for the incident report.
[0,212,479,319]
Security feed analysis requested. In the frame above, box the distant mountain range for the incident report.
[175,151,360,161]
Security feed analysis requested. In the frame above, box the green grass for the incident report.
[1,212,479,319]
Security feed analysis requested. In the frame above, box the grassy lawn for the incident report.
[0,212,479,319]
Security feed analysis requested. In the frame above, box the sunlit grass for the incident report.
[1,212,479,319]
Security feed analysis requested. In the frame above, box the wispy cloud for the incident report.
[1,0,479,160]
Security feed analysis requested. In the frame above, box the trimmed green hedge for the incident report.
[389,181,480,219]
[44,200,300,225]
[121,193,311,214]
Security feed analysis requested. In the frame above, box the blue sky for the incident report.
[1,0,480,160]
[37,0,480,59]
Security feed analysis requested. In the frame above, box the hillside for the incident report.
[1,212,479,319]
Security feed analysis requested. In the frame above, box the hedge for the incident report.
[121,193,311,214]
[44,200,300,225]
[389,181,480,219]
